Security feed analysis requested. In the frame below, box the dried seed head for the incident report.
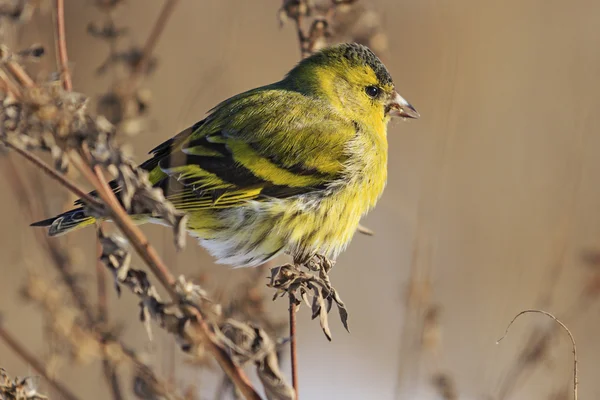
[219,320,296,400]
[269,256,348,341]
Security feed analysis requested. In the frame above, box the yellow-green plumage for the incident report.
[32,43,418,267]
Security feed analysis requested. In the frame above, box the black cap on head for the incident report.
[339,43,393,86]
[288,42,394,88]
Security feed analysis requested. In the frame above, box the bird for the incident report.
[32,42,419,268]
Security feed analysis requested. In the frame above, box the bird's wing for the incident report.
[79,88,355,211]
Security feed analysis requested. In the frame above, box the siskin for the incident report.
[33,43,419,267]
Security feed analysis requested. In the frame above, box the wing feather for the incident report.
[76,86,355,212]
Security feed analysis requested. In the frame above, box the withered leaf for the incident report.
[337,303,349,333]
[269,257,349,341]
[219,320,295,400]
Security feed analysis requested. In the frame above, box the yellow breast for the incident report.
[277,122,388,262]
[193,121,389,267]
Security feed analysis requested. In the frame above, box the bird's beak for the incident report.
[387,91,420,119]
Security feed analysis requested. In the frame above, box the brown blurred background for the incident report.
[2,0,600,399]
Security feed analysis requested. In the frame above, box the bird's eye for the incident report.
[365,85,380,98]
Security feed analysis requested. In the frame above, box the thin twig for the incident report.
[5,60,34,88]
[125,0,180,93]
[69,152,262,400]
[45,237,97,324]
[3,25,261,400]
[289,295,298,398]
[56,0,124,390]
[102,365,124,400]
[74,154,177,291]
[497,309,578,400]
[7,164,119,400]
[0,323,82,400]
[95,224,123,400]
[293,13,306,58]
[0,68,21,97]
[357,224,374,236]
[136,0,179,74]
[5,162,171,399]
[3,156,98,325]
[7,154,215,400]
[187,307,262,400]
[4,141,102,208]
[54,0,72,91]
[96,227,108,322]
[285,10,308,391]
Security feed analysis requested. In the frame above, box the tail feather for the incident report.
[30,208,96,236]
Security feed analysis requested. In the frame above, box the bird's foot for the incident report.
[303,254,335,274]
[302,254,335,287]
[268,254,348,340]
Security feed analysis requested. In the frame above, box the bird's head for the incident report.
[285,43,419,123]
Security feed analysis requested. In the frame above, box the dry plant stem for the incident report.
[4,157,98,326]
[497,309,578,400]
[126,0,180,92]
[54,0,123,388]
[79,156,178,291]
[186,307,262,400]
[4,141,102,208]
[69,153,262,400]
[45,238,97,325]
[101,357,123,400]
[4,10,257,398]
[90,166,261,400]
[54,0,72,91]
[96,226,124,400]
[6,164,128,399]
[0,324,81,400]
[96,230,108,321]
[0,64,258,397]
[5,60,34,88]
[286,13,309,391]
[6,159,94,324]
[0,68,21,96]
[293,14,306,58]
[55,2,120,393]
[289,295,298,398]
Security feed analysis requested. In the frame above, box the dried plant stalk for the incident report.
[497,310,578,400]
[0,47,263,400]
[0,323,80,400]
[1,367,49,400]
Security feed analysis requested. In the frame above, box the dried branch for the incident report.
[217,267,287,396]
[94,224,123,399]
[3,159,110,396]
[75,141,262,400]
[269,258,349,342]
[3,141,102,208]
[0,0,40,23]
[356,224,374,236]
[0,49,262,399]
[4,149,129,399]
[279,0,383,60]
[277,2,389,393]
[0,322,81,400]
[5,58,34,88]
[124,0,179,94]
[97,231,274,400]
[54,0,72,91]
[497,310,578,400]
[288,296,298,398]
[0,67,21,97]
[21,272,185,400]
[1,367,48,400]
[217,320,295,400]
[431,373,457,400]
